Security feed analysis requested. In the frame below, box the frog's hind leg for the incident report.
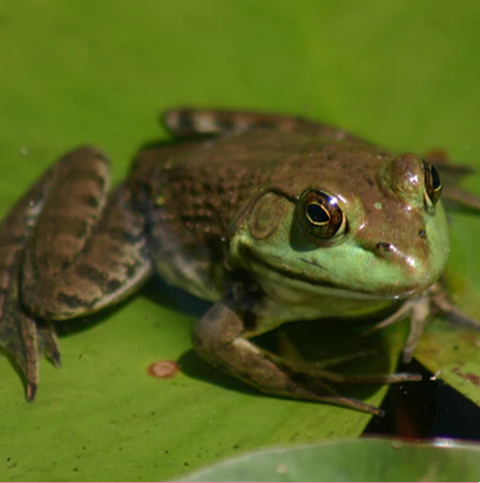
[0,149,87,399]
[162,108,362,143]
[21,168,153,323]
[192,299,420,416]
[0,147,152,400]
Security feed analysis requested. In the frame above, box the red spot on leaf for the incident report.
[147,360,179,379]
[452,367,480,386]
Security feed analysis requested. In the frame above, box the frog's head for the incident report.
[228,144,449,302]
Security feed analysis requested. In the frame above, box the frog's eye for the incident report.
[423,161,443,206]
[299,189,346,240]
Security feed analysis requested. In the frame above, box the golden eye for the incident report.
[300,189,346,240]
[423,161,443,206]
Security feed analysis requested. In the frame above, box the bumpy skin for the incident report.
[1,109,479,414]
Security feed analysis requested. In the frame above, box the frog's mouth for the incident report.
[242,246,421,301]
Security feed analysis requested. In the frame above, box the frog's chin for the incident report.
[241,246,427,302]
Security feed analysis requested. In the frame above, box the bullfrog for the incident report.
[1,108,479,415]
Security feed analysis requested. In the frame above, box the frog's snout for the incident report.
[365,239,424,269]
[355,224,447,296]
[360,222,428,261]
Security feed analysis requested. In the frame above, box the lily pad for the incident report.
[181,438,480,482]
[0,0,480,481]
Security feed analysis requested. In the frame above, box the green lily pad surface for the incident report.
[182,438,480,482]
[1,0,480,481]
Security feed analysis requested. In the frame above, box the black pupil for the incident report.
[431,165,442,191]
[307,203,329,223]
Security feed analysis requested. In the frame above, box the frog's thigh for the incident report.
[22,181,151,320]
[192,301,294,392]
[192,300,388,415]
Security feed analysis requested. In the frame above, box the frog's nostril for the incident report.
[376,242,392,252]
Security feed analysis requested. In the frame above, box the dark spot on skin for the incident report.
[217,118,236,131]
[418,229,427,239]
[76,264,126,295]
[124,262,139,279]
[362,171,375,188]
[177,111,195,132]
[82,193,100,209]
[254,121,276,130]
[76,264,109,285]
[57,292,86,309]
[376,242,392,252]
[327,155,334,161]
[105,279,123,293]
[75,219,89,239]
[85,172,107,193]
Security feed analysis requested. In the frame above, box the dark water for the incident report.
[365,359,480,440]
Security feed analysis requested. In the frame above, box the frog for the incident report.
[1,108,480,416]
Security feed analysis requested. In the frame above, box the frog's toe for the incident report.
[0,312,62,401]
[308,394,385,416]
[433,289,480,331]
[26,381,38,401]
[320,371,422,385]
[0,312,39,401]
[38,322,61,368]
[22,323,62,401]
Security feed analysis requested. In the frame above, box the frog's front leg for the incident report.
[0,147,152,399]
[192,298,420,416]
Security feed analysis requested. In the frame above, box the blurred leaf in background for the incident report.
[182,438,480,482]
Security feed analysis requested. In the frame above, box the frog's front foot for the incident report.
[364,283,480,365]
[192,300,421,416]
